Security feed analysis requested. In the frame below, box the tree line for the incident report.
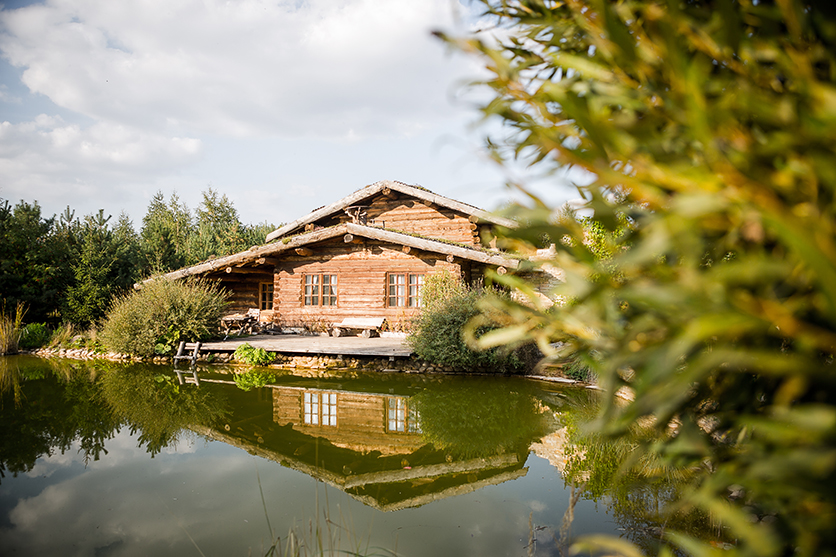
[0,188,275,326]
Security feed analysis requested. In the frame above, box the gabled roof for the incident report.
[265,180,517,242]
[148,222,519,283]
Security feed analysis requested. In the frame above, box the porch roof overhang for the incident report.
[264,180,518,242]
[145,223,521,284]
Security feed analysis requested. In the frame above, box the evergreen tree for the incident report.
[140,191,192,273]
[188,187,247,263]
[64,211,117,327]
[0,199,73,322]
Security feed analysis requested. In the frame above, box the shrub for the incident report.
[233,343,275,366]
[101,278,228,357]
[408,283,534,373]
[18,323,51,350]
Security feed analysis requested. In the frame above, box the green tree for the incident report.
[241,220,277,248]
[0,199,74,322]
[140,191,192,273]
[442,1,836,556]
[65,210,140,327]
[187,187,247,263]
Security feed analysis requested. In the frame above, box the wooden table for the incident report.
[221,314,257,337]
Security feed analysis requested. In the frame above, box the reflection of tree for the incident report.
[412,379,548,459]
[0,357,120,481]
[557,395,724,553]
[100,366,229,456]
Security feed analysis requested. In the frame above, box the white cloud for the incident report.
[0,0,470,139]
[0,115,202,215]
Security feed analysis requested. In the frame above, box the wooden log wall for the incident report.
[272,388,425,455]
[273,237,463,329]
[365,196,479,245]
[314,194,481,246]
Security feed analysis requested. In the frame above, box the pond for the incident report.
[0,356,720,556]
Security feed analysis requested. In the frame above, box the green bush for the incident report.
[408,285,534,373]
[233,369,275,391]
[100,278,228,357]
[19,323,52,350]
[233,343,275,366]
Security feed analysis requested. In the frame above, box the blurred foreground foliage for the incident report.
[440,0,836,555]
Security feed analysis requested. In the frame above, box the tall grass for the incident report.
[0,302,26,355]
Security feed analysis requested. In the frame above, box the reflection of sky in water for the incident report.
[0,428,616,557]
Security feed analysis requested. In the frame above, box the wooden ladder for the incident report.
[173,340,202,386]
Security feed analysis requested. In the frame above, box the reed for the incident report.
[0,302,26,355]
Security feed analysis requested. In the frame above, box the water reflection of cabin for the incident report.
[196,383,528,512]
[155,180,522,331]
[274,386,423,455]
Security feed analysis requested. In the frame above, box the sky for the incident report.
[0,0,578,231]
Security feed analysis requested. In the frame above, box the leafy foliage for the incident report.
[100,366,229,456]
[101,278,229,356]
[232,369,276,391]
[408,276,535,373]
[443,1,836,556]
[18,323,51,350]
[412,378,548,458]
[233,343,276,366]
[0,200,75,323]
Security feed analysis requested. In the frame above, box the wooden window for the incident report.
[387,273,424,307]
[304,274,338,306]
[386,396,420,433]
[260,282,274,310]
[303,391,337,426]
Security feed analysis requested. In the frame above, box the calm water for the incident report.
[0,356,714,556]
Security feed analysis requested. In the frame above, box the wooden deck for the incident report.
[197,333,412,358]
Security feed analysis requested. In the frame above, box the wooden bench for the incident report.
[331,317,386,338]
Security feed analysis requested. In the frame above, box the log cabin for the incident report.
[153,180,540,332]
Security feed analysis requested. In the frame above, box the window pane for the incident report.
[260,283,274,310]
[304,392,319,424]
[304,275,319,306]
[408,274,424,307]
[323,393,338,426]
[388,274,406,307]
[322,275,337,306]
